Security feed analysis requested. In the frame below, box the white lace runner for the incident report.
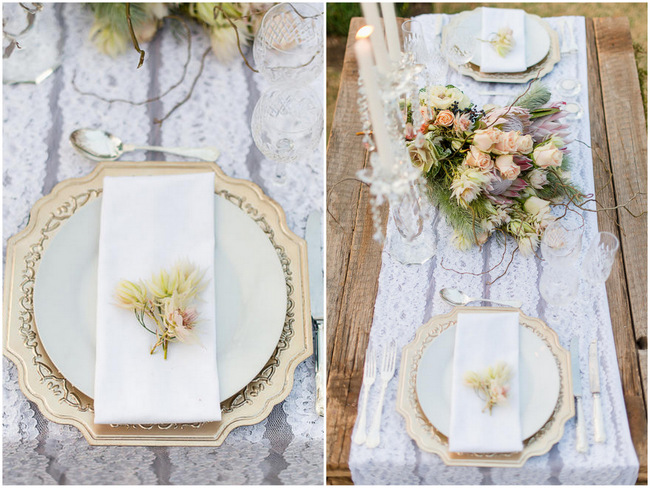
[3,4,323,485]
[349,15,639,485]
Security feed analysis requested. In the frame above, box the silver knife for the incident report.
[570,336,588,452]
[306,210,325,416]
[589,340,606,442]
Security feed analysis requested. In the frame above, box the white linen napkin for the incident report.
[480,7,527,73]
[94,173,221,424]
[448,311,523,453]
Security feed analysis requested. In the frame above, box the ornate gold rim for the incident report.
[396,306,574,467]
[442,11,561,84]
[3,161,312,446]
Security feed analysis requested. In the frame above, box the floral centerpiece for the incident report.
[406,82,582,256]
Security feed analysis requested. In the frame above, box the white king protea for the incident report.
[451,167,493,207]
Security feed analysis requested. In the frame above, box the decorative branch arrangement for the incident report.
[78,3,271,125]
[115,260,208,359]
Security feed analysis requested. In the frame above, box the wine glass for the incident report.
[581,232,620,284]
[443,25,476,67]
[541,219,583,266]
[401,20,428,67]
[251,86,323,184]
[3,3,62,85]
[252,3,323,86]
[539,266,580,307]
[539,219,584,306]
[387,178,438,265]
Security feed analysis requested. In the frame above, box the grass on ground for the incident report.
[326,3,648,136]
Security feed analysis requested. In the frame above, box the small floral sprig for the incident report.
[115,260,208,359]
[480,27,516,58]
[463,361,512,414]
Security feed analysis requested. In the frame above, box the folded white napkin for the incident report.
[448,312,523,453]
[480,7,527,73]
[94,173,221,424]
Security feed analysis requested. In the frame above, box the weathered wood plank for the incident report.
[590,17,647,484]
[593,16,648,397]
[326,16,368,366]
[326,17,388,482]
[327,475,354,485]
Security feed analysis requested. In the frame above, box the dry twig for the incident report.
[125,3,145,69]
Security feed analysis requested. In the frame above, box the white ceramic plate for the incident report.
[33,195,288,401]
[453,9,551,69]
[416,322,560,440]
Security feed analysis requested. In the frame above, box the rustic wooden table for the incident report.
[326,16,647,485]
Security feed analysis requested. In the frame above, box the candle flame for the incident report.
[356,25,374,40]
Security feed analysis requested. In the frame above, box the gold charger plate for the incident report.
[3,160,312,446]
[396,306,574,467]
[442,11,561,84]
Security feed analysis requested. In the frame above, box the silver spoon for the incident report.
[440,288,522,308]
[69,129,220,162]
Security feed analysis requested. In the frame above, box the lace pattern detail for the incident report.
[349,15,639,485]
[3,4,323,484]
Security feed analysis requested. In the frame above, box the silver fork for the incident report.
[365,341,397,448]
[352,345,376,445]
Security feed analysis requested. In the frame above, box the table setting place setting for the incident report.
[3,2,324,485]
[346,3,639,485]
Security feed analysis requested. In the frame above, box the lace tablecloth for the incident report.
[349,15,639,485]
[3,4,323,484]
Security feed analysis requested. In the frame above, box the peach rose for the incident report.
[408,139,437,173]
[495,154,521,180]
[533,141,563,168]
[435,110,454,127]
[517,134,534,154]
[472,128,501,153]
[465,146,493,170]
[454,112,472,132]
[493,131,520,154]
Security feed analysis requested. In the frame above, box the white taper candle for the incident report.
[360,3,390,73]
[380,2,400,62]
[354,26,392,174]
